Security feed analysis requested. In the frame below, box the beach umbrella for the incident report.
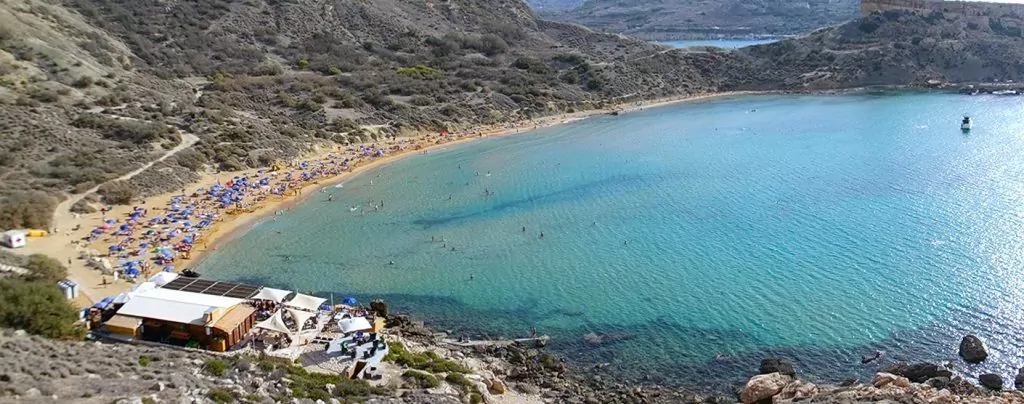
[342,297,357,305]
[108,245,121,251]
[92,228,104,235]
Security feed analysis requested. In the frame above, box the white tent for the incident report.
[284,293,326,312]
[254,311,292,335]
[147,271,179,287]
[251,287,292,303]
[337,316,373,334]
[285,308,317,331]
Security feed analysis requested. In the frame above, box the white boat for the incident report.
[961,116,972,131]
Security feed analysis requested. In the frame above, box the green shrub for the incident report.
[402,370,440,388]
[328,66,342,76]
[0,278,82,339]
[24,254,67,283]
[97,181,137,205]
[207,388,235,403]
[469,393,483,404]
[0,191,56,230]
[72,76,94,88]
[204,359,230,376]
[138,356,151,366]
[296,57,310,68]
[385,342,470,373]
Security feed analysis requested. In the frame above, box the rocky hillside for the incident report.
[541,0,860,40]
[732,9,1024,89]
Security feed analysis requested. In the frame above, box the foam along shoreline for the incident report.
[22,90,753,308]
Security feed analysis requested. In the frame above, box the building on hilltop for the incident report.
[860,0,1024,17]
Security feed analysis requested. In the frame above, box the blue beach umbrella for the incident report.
[342,297,357,305]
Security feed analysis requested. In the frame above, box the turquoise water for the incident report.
[199,94,1024,390]
[659,39,778,48]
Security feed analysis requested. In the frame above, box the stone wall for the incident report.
[861,0,1024,18]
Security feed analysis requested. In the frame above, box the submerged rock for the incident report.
[861,350,883,364]
[759,358,795,377]
[581,332,634,346]
[980,373,1003,391]
[1016,368,1024,390]
[959,335,988,363]
[739,372,791,404]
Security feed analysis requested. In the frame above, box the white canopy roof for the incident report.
[148,272,179,287]
[284,293,326,312]
[337,316,372,334]
[130,281,157,294]
[251,287,292,303]
[116,288,243,325]
[254,311,292,335]
[285,308,317,331]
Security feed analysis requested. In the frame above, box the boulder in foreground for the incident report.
[740,372,792,403]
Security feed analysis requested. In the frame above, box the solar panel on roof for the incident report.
[160,277,259,299]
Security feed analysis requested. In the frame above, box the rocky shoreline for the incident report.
[4,310,1024,403]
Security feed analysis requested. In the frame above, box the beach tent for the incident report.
[251,287,293,303]
[285,308,317,332]
[254,311,292,335]
[337,316,372,334]
[284,293,326,312]
[1,230,26,248]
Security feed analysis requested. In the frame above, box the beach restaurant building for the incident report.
[102,276,262,351]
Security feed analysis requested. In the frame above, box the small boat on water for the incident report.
[961,116,972,132]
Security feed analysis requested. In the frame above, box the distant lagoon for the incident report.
[199,93,1024,392]
[658,38,778,49]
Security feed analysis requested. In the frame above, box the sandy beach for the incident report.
[16,91,751,308]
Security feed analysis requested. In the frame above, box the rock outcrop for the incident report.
[959,335,988,363]
[882,362,952,383]
[740,372,792,403]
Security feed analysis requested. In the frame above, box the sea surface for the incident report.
[659,38,778,48]
[198,93,1024,391]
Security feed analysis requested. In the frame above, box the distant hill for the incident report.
[540,0,861,40]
